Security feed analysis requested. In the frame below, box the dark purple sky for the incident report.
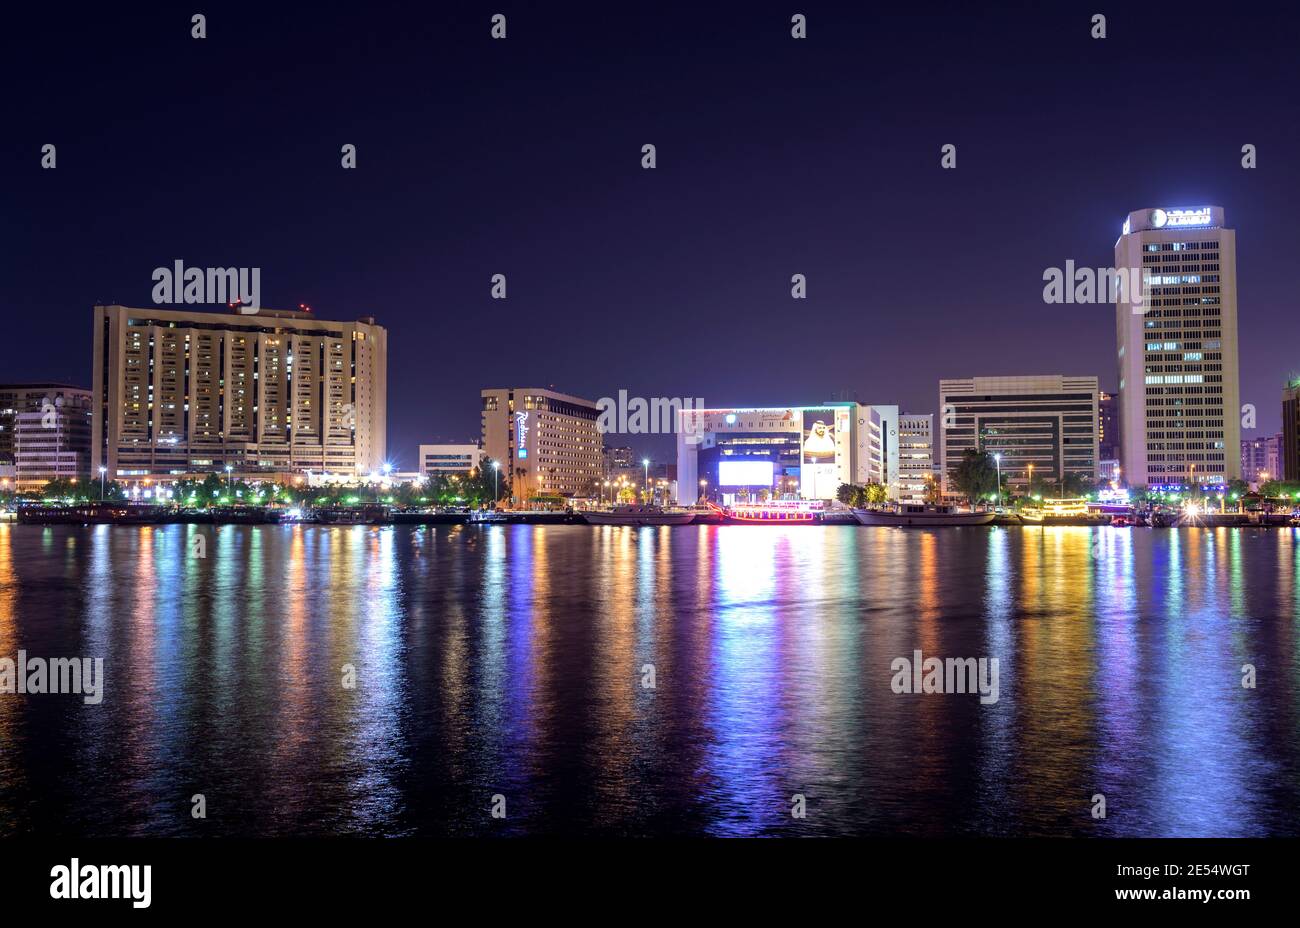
[6,1,1299,467]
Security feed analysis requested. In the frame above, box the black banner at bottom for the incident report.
[0,837,1288,915]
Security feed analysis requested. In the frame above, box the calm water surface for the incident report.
[1,522,1298,837]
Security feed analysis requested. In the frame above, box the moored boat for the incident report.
[16,502,169,525]
[390,508,471,525]
[1019,498,1110,526]
[582,505,695,526]
[211,505,283,524]
[315,504,390,525]
[718,500,823,524]
[852,503,995,526]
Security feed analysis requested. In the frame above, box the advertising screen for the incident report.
[800,408,840,498]
[718,460,774,487]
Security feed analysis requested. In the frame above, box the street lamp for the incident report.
[993,453,1002,508]
[492,460,500,504]
[642,458,650,498]
[99,465,107,501]
[225,464,233,491]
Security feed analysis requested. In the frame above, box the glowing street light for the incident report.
[492,460,501,503]
[643,458,650,497]
[993,453,1002,507]
[99,465,107,500]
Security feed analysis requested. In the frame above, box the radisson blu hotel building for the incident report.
[674,403,901,505]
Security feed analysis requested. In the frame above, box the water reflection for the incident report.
[0,522,1296,837]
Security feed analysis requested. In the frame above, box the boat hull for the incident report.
[582,511,695,526]
[852,509,995,526]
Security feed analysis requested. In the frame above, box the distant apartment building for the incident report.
[1115,206,1240,487]
[1097,391,1118,461]
[92,305,387,481]
[603,445,634,475]
[0,383,88,465]
[418,443,480,476]
[896,413,934,502]
[939,376,1099,491]
[9,387,93,490]
[481,387,603,499]
[1240,434,1282,484]
[1283,380,1300,481]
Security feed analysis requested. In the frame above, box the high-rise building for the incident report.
[0,383,89,465]
[418,443,480,476]
[92,305,387,481]
[939,376,1099,491]
[603,445,634,475]
[861,405,900,495]
[481,387,603,499]
[1240,434,1281,484]
[1097,390,1118,460]
[1115,206,1240,488]
[896,413,935,502]
[10,387,93,490]
[1283,380,1300,481]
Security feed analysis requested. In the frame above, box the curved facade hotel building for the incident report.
[480,388,603,499]
[1115,206,1240,487]
[91,305,387,480]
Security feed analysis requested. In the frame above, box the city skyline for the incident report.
[2,2,1295,901]
[6,4,1299,468]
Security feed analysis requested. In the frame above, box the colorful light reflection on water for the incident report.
[0,522,1297,837]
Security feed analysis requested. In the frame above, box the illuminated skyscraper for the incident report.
[1114,206,1240,487]
[480,387,603,499]
[1284,380,1300,481]
[92,305,387,480]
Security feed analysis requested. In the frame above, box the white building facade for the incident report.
[418,443,480,476]
[1115,206,1240,488]
[896,413,935,502]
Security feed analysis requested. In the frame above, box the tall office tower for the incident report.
[92,305,387,481]
[1284,381,1300,481]
[939,375,1099,491]
[896,413,935,502]
[1097,391,1119,461]
[481,387,603,499]
[1115,206,1240,488]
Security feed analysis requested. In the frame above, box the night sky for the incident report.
[6,1,1298,468]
